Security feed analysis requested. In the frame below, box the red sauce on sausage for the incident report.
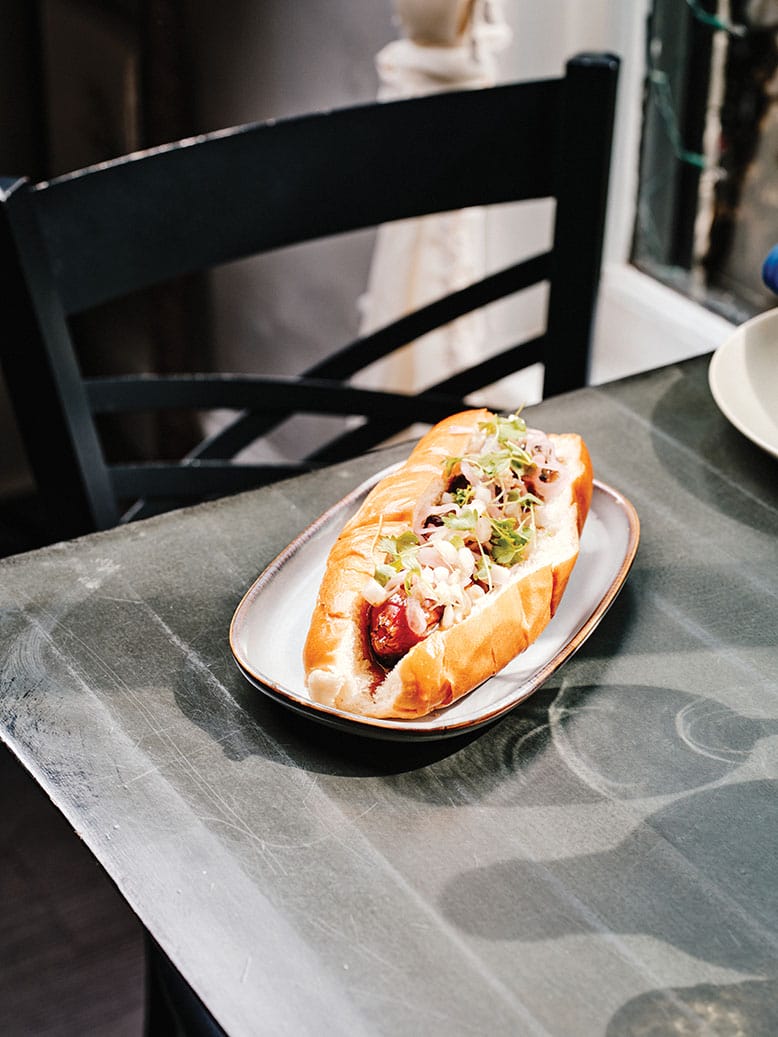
[369,591,442,666]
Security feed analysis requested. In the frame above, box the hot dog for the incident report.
[303,408,593,719]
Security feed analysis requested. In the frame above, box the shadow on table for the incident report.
[170,517,772,782]
[171,555,776,783]
[606,977,778,1037]
[649,360,778,534]
[229,687,490,776]
[439,777,778,973]
[176,635,778,795]
[185,583,628,779]
[380,679,778,806]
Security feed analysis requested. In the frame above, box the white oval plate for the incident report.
[230,469,640,740]
[709,308,778,459]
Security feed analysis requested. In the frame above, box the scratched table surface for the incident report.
[1,354,777,1036]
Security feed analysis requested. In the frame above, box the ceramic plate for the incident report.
[230,468,640,740]
[708,308,778,459]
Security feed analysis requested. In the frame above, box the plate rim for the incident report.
[708,309,778,459]
[229,471,640,740]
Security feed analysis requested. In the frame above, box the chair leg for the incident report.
[143,932,226,1037]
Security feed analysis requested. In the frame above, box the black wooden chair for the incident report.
[0,52,619,544]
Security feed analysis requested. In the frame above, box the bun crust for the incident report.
[303,410,592,719]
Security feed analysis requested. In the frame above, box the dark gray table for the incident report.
[1,355,777,1036]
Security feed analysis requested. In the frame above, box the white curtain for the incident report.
[354,0,512,393]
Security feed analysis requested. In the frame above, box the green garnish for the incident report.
[478,411,527,442]
[474,556,492,583]
[371,411,541,600]
[489,517,532,566]
[444,412,533,483]
[373,563,396,587]
[445,442,533,485]
[441,507,479,532]
[451,484,474,506]
[507,490,543,508]
[459,444,533,481]
[375,530,420,583]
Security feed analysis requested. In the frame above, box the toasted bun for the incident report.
[303,409,592,719]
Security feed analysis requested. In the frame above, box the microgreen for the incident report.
[451,484,474,507]
[441,508,479,532]
[478,410,527,442]
[507,490,544,508]
[489,517,532,566]
[375,530,420,583]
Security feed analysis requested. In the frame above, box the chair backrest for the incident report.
[0,52,619,539]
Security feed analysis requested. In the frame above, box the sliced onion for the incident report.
[526,468,566,502]
[490,564,511,587]
[461,459,482,486]
[406,596,428,635]
[362,577,387,607]
[433,565,450,586]
[436,538,459,566]
[383,573,405,597]
[425,502,457,518]
[418,545,443,567]
[476,516,492,543]
[457,547,476,577]
[524,428,554,461]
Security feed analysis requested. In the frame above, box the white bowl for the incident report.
[708,308,778,459]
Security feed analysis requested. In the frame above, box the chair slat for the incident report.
[108,255,552,463]
[304,335,547,466]
[38,83,560,315]
[109,460,311,499]
[309,253,553,379]
[86,373,466,424]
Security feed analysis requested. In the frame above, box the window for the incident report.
[633,0,778,322]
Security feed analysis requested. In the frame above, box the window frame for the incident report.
[587,0,736,384]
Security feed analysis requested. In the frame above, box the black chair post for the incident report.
[544,52,620,397]
[0,178,119,536]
